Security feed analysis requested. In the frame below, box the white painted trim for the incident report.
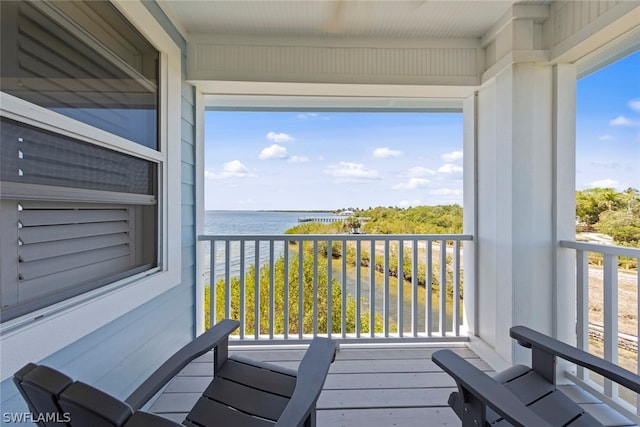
[194,81,477,99]
[550,3,640,64]
[0,182,156,205]
[481,4,549,48]
[0,0,183,381]
[155,0,190,42]
[481,50,550,83]
[575,23,640,78]
[0,94,162,163]
[195,88,206,336]
[552,64,577,346]
[206,95,463,111]
[462,93,478,337]
[190,33,480,50]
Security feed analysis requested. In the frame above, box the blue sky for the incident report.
[576,51,640,192]
[205,51,639,211]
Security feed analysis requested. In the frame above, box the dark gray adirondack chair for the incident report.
[13,319,337,427]
[433,326,640,427]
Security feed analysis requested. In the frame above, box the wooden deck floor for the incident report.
[149,341,482,426]
[148,342,638,426]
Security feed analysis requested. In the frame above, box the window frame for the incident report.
[0,0,182,381]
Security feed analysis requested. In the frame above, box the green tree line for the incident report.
[285,205,463,298]
[576,187,640,247]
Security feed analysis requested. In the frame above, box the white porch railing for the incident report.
[199,234,472,341]
[560,240,640,415]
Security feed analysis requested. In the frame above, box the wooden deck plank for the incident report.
[317,407,460,426]
[151,342,638,427]
[153,343,468,425]
[180,356,490,375]
[323,372,456,389]
[317,388,457,408]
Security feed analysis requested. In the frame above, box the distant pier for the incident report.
[298,216,344,223]
[298,216,370,223]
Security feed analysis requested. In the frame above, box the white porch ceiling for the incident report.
[158,0,547,40]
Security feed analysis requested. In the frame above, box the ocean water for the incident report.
[204,210,327,235]
[202,210,325,284]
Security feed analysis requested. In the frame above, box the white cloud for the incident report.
[288,155,310,163]
[599,134,615,141]
[206,160,254,179]
[266,132,295,143]
[406,166,436,177]
[324,162,379,180]
[373,147,403,158]
[629,99,640,112]
[589,178,619,188]
[393,178,430,190]
[259,144,288,160]
[609,115,639,127]
[438,164,463,174]
[442,150,463,162]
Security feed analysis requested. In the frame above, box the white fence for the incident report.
[560,240,640,416]
[199,234,472,341]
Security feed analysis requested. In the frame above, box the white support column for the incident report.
[463,94,478,337]
[474,61,558,365]
[552,64,577,347]
[195,88,206,336]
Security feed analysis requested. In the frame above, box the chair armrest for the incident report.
[432,350,553,427]
[511,326,640,393]
[274,337,337,427]
[125,319,239,409]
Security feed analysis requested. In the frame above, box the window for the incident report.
[0,0,160,321]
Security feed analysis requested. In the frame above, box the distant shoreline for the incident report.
[207,209,334,213]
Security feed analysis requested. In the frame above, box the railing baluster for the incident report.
[224,239,231,320]
[384,240,390,337]
[559,239,640,414]
[370,239,376,338]
[341,239,347,338]
[427,239,433,336]
[398,239,404,337]
[298,240,304,339]
[269,240,275,339]
[313,239,318,337]
[412,239,418,337]
[439,239,447,336]
[356,239,361,338]
[327,239,333,338]
[576,249,589,380]
[239,240,245,339]
[453,240,461,336]
[603,253,619,399]
[254,240,260,339]
[210,240,216,327]
[284,239,289,339]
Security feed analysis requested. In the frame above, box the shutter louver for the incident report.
[16,202,137,303]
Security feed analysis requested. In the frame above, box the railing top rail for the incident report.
[198,233,473,242]
[560,240,640,258]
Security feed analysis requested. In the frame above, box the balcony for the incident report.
[131,234,637,425]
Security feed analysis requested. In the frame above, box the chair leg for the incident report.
[304,409,316,427]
